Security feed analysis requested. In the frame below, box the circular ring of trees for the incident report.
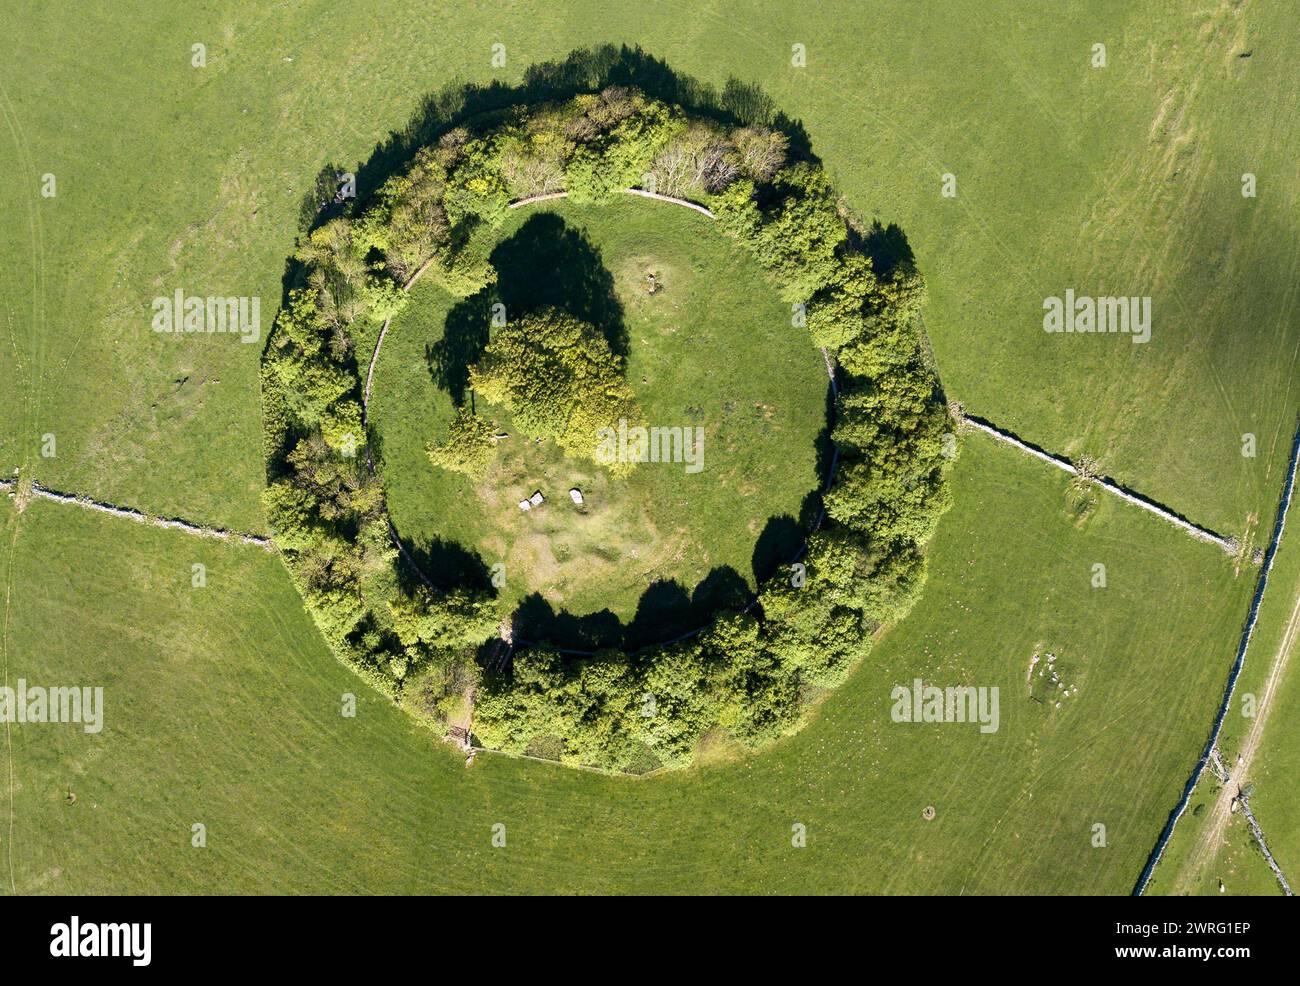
[261,86,956,773]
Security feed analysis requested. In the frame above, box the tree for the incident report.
[749,163,847,302]
[732,125,788,181]
[806,252,877,350]
[564,89,677,203]
[470,308,642,474]
[427,406,498,478]
[389,584,498,655]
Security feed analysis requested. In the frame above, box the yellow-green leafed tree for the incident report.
[469,308,642,475]
[427,405,498,478]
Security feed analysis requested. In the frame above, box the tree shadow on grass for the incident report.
[626,580,695,644]
[396,535,494,595]
[427,294,492,406]
[490,213,627,356]
[426,212,627,403]
[859,220,915,278]
[511,564,752,652]
[751,515,804,585]
[510,594,623,652]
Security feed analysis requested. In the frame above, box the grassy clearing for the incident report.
[1,434,1252,894]
[370,197,827,641]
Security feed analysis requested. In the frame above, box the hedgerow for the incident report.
[262,86,955,773]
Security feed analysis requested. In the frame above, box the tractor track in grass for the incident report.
[1174,583,1300,895]
[1136,414,1300,895]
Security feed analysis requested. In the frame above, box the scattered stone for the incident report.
[517,499,531,511]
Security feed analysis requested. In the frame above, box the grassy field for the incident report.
[370,197,827,643]
[1148,472,1300,896]
[1,0,1296,894]
[0,436,1255,894]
